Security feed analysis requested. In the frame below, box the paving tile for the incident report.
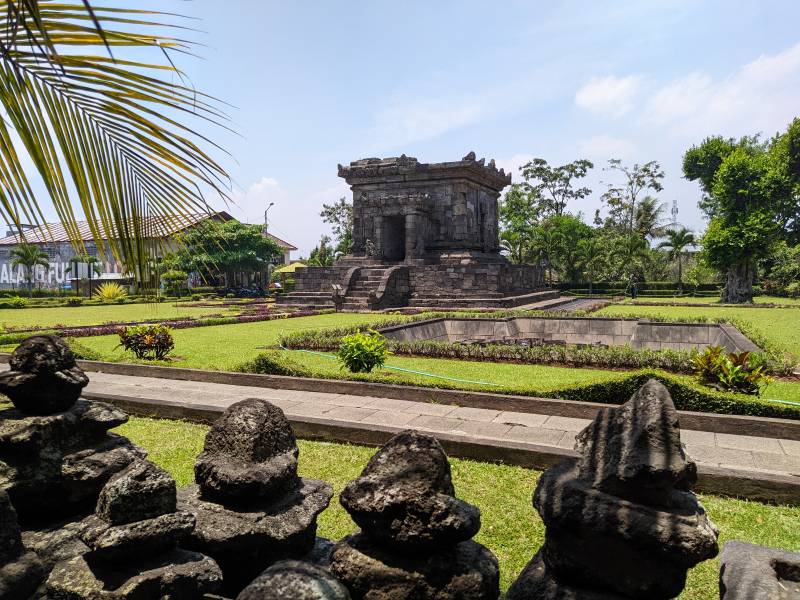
[283,402,334,418]
[557,431,578,449]
[447,406,501,423]
[321,406,378,422]
[504,426,565,446]
[716,433,784,454]
[752,451,800,474]
[358,410,418,427]
[406,415,464,433]
[322,394,374,408]
[690,446,756,469]
[541,416,593,432]
[780,439,800,457]
[494,411,548,428]
[680,430,716,448]
[363,397,456,416]
[452,420,513,440]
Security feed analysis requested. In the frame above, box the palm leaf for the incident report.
[0,0,230,283]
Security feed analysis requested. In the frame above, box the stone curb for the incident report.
[83,390,800,506]
[32,357,800,442]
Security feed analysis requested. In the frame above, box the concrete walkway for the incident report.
[81,371,800,483]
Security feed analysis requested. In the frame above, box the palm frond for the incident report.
[0,1,230,282]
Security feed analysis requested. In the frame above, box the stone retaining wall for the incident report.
[380,317,760,353]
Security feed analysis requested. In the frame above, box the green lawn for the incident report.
[78,313,397,371]
[0,302,241,330]
[118,416,800,599]
[619,296,800,306]
[596,303,800,355]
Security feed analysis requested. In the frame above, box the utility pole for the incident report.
[671,199,679,229]
[263,202,275,235]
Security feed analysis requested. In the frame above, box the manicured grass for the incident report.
[117,416,800,598]
[78,313,397,371]
[619,295,800,306]
[596,303,800,355]
[0,302,240,330]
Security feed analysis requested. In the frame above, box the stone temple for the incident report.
[278,153,553,310]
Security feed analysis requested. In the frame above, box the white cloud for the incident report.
[370,97,486,149]
[575,75,642,118]
[578,135,636,161]
[641,42,800,137]
[495,154,534,184]
[227,176,289,227]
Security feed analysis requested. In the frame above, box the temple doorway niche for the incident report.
[382,216,406,262]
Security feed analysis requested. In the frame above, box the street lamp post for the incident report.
[263,202,275,235]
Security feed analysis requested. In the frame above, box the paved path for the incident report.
[82,371,800,480]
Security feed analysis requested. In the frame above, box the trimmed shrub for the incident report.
[338,329,388,373]
[117,324,175,360]
[1,296,27,309]
[64,338,105,361]
[65,296,84,306]
[235,350,310,377]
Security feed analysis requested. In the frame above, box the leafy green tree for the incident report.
[683,121,800,302]
[499,183,540,264]
[169,221,281,285]
[519,158,594,217]
[600,160,665,234]
[10,243,49,293]
[162,270,189,297]
[320,197,353,257]
[658,227,697,291]
[763,241,800,294]
[0,2,229,282]
[575,236,607,294]
[308,235,335,266]
[532,215,592,283]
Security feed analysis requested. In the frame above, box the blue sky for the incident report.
[22,1,800,255]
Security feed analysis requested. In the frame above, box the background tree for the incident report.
[576,236,607,294]
[10,243,49,293]
[320,197,353,257]
[308,235,335,266]
[65,254,102,297]
[658,227,696,292]
[168,221,281,286]
[0,2,229,283]
[634,196,667,240]
[683,121,799,302]
[499,183,540,263]
[600,160,665,233]
[518,158,593,217]
[162,270,189,297]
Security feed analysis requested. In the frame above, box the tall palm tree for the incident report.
[658,227,697,292]
[634,196,667,240]
[576,237,606,295]
[10,242,49,293]
[0,2,230,282]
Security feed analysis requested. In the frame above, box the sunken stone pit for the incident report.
[330,430,500,600]
[506,379,719,599]
[177,398,333,595]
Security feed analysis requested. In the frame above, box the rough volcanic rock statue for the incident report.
[719,541,800,599]
[237,559,352,600]
[330,430,499,600]
[506,379,719,600]
[177,398,333,595]
[0,488,44,599]
[0,334,89,414]
[0,335,144,523]
[47,459,223,599]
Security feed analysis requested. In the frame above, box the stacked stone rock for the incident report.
[0,488,44,599]
[237,560,352,600]
[177,398,333,595]
[506,379,720,600]
[47,459,223,598]
[0,335,145,572]
[719,541,800,599]
[329,430,500,600]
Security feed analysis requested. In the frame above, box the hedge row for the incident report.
[234,352,800,421]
